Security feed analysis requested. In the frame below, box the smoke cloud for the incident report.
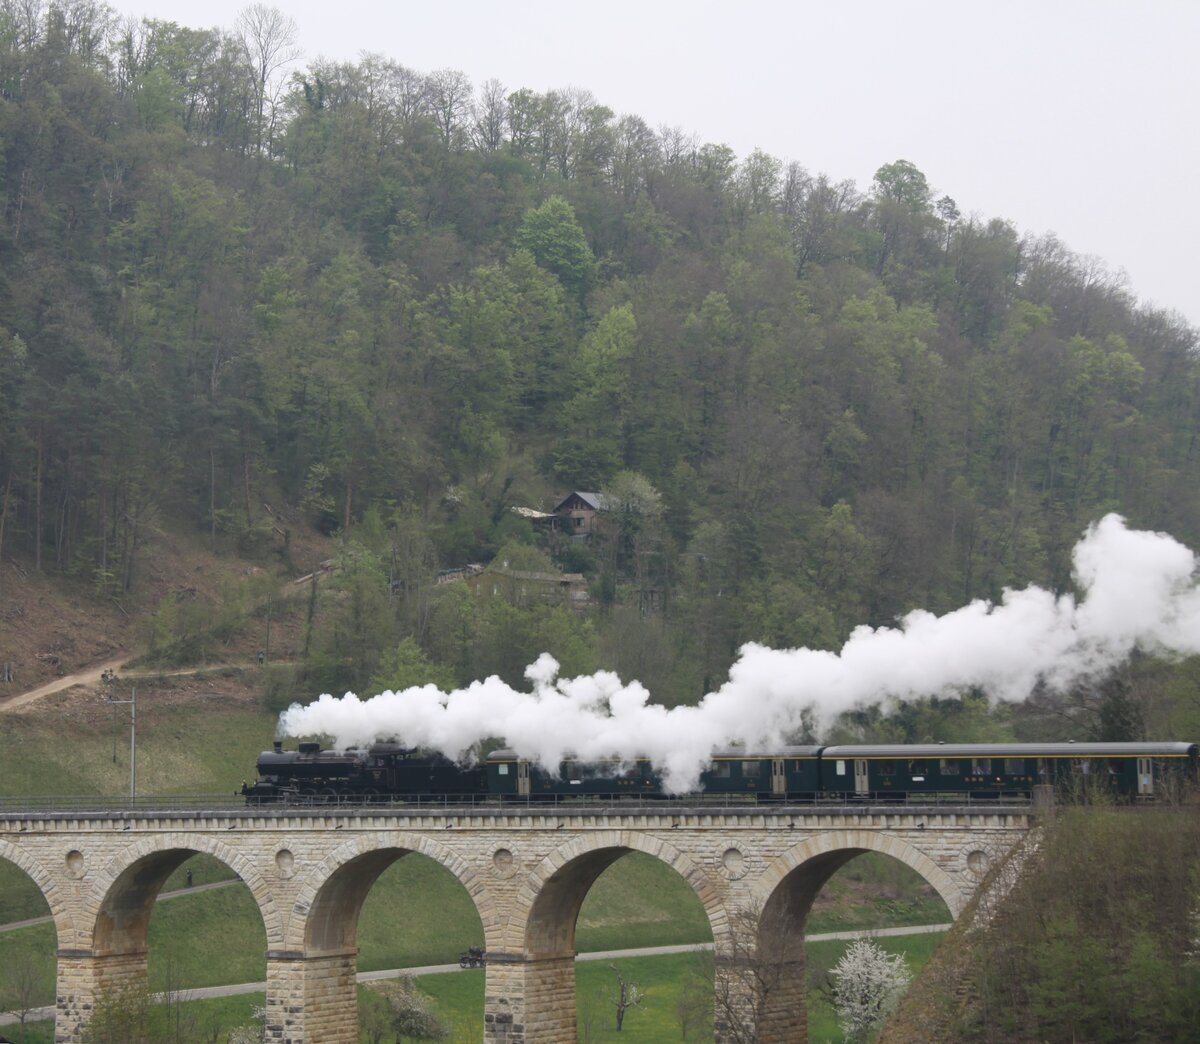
[279,515,1200,791]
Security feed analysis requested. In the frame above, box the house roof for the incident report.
[553,491,614,512]
[510,505,557,520]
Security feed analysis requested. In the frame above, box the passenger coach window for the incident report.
[713,762,732,778]
[742,761,761,776]
[940,759,959,775]
[972,758,992,774]
[836,760,847,775]
[909,760,928,775]
[498,764,509,775]
[1004,759,1024,774]
[879,762,896,776]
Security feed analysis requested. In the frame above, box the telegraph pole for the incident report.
[104,674,137,801]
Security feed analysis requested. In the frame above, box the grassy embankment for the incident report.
[0,696,279,798]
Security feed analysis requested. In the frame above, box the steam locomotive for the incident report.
[242,740,1198,804]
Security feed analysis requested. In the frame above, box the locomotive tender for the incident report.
[242,740,1198,804]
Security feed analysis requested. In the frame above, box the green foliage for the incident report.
[474,598,598,686]
[553,305,639,486]
[138,579,254,667]
[304,542,399,691]
[515,195,596,298]
[909,808,1200,1042]
[367,637,457,694]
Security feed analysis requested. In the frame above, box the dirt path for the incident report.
[0,879,239,934]
[0,654,130,714]
[0,656,296,715]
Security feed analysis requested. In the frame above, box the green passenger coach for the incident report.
[486,746,825,800]
[699,746,824,799]
[819,742,1198,800]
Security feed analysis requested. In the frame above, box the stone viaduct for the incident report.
[0,802,1033,1042]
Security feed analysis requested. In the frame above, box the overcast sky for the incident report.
[125,0,1199,328]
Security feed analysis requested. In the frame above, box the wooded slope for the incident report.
[1,5,1197,721]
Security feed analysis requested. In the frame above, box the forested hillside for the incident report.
[883,807,1200,1043]
[1,3,1198,731]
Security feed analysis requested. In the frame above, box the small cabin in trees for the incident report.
[553,491,613,537]
[469,565,589,609]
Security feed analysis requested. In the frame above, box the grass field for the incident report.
[0,700,280,798]
[406,934,945,1043]
[3,937,940,1042]
[408,936,944,1043]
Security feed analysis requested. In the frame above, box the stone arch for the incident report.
[751,829,967,921]
[81,832,283,954]
[286,831,492,953]
[709,831,964,1043]
[512,830,726,954]
[0,839,71,944]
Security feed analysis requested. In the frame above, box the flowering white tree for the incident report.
[830,939,912,1042]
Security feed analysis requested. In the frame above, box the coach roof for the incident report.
[821,742,1198,758]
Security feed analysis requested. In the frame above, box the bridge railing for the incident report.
[0,793,245,814]
[0,790,1034,816]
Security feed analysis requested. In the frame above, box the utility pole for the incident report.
[106,681,137,802]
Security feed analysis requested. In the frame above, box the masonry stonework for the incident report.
[0,806,1032,1042]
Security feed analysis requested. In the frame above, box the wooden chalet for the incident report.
[552,491,614,537]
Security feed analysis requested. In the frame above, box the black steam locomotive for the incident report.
[242,740,1198,804]
[242,741,489,802]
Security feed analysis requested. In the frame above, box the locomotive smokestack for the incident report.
[273,740,283,753]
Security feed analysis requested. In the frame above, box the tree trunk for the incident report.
[34,428,43,571]
[210,445,217,551]
[243,450,253,531]
[0,471,11,592]
[99,481,108,592]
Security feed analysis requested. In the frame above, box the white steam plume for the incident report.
[279,515,1200,791]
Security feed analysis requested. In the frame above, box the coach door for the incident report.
[854,759,869,795]
[771,759,787,796]
[517,761,531,797]
[1136,757,1153,796]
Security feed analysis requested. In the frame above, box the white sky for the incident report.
[125,0,1199,328]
